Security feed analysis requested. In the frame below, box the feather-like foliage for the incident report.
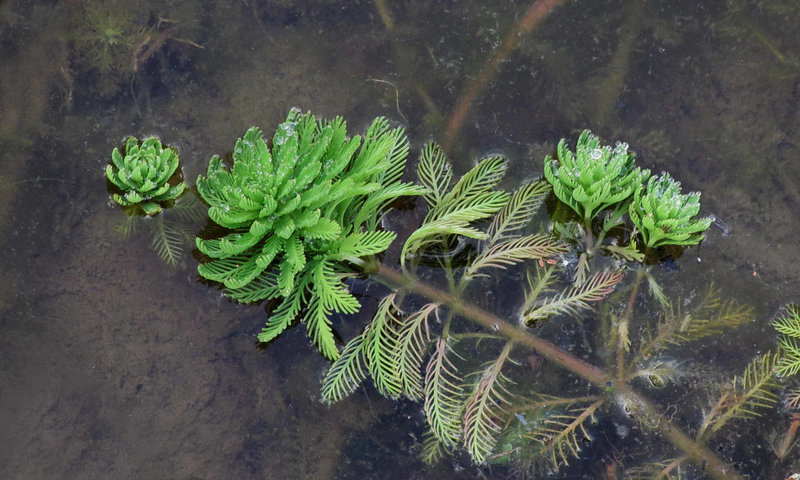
[195,110,425,359]
[417,142,453,209]
[362,294,405,397]
[699,352,781,441]
[461,180,568,279]
[402,144,509,265]
[486,180,550,243]
[420,430,450,465]
[774,304,800,377]
[462,343,515,464]
[394,303,437,401]
[150,216,187,266]
[321,297,438,402]
[464,234,567,280]
[637,284,753,361]
[321,329,368,403]
[625,458,688,480]
[118,195,203,266]
[424,338,465,447]
[524,398,604,468]
[523,270,625,326]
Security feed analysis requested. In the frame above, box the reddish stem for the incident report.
[441,0,567,151]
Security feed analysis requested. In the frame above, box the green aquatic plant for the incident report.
[118,192,205,266]
[542,130,651,285]
[629,172,712,250]
[315,139,777,479]
[72,1,150,96]
[107,135,199,266]
[774,304,800,377]
[111,116,797,478]
[195,109,425,359]
[107,136,185,216]
[544,129,648,229]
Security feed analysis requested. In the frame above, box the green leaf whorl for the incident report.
[195,109,425,359]
[544,130,647,223]
[106,136,185,215]
[628,172,712,249]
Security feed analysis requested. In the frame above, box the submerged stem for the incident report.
[371,261,743,480]
[617,266,645,383]
[777,412,800,460]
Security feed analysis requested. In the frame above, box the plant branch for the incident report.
[371,260,744,480]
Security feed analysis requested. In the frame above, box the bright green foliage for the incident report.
[323,145,616,467]
[195,109,425,359]
[402,143,511,264]
[523,269,625,326]
[629,173,712,249]
[463,343,514,463]
[774,304,800,377]
[544,130,648,223]
[106,136,185,215]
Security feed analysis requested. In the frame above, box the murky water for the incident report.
[1,0,799,478]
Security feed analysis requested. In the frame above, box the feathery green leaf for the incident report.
[321,330,368,403]
[424,338,464,447]
[462,342,515,464]
[524,270,625,325]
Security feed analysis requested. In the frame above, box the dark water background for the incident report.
[1,0,800,478]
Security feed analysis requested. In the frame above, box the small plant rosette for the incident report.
[628,172,711,249]
[544,129,648,223]
[106,136,185,216]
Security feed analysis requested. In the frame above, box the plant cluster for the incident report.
[544,129,711,254]
[544,129,645,227]
[111,115,800,478]
[629,172,712,249]
[106,136,185,216]
[106,135,201,266]
[195,108,425,359]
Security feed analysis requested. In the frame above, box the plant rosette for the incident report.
[106,136,185,216]
[628,172,712,249]
[544,129,648,225]
[194,109,426,359]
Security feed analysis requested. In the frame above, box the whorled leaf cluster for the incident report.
[195,108,425,359]
[629,172,712,249]
[544,129,647,224]
[321,143,612,466]
[543,130,712,253]
[106,136,185,215]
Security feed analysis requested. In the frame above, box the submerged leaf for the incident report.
[463,342,515,464]
[524,270,625,325]
[424,338,464,448]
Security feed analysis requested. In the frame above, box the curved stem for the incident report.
[617,266,645,383]
[371,261,743,480]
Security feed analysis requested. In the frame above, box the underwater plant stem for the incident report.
[371,261,744,480]
[441,0,567,151]
[777,411,800,459]
[584,218,595,254]
[617,266,645,383]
